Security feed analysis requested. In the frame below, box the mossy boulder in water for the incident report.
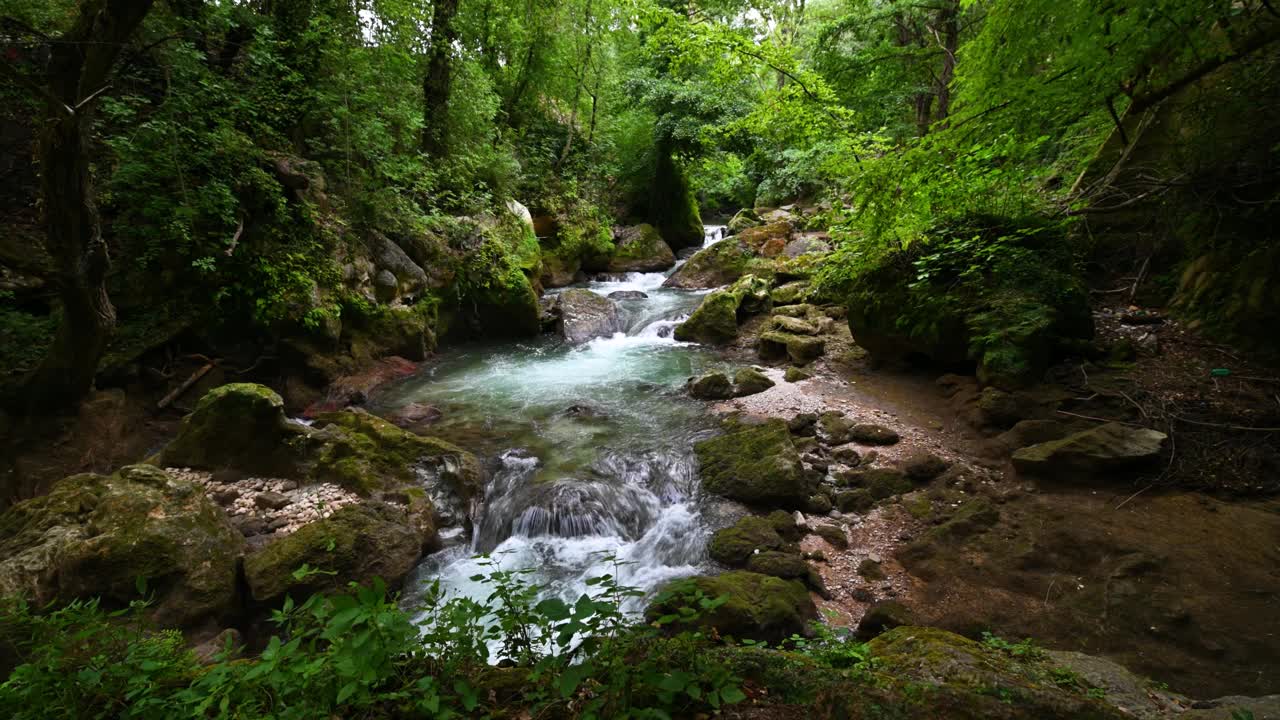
[553,289,622,344]
[606,224,675,272]
[687,371,734,400]
[307,410,481,522]
[158,383,309,476]
[646,570,816,644]
[243,502,426,603]
[663,239,765,289]
[0,465,242,628]
[695,419,810,507]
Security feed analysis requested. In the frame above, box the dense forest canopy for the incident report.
[1,1,1279,718]
[1,0,1275,410]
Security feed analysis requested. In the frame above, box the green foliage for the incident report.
[980,631,1044,660]
[0,561,750,720]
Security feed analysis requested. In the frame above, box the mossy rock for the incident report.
[859,626,1128,719]
[747,550,810,580]
[243,502,426,603]
[773,303,817,319]
[674,290,740,344]
[835,488,875,513]
[646,571,817,644]
[840,468,913,500]
[0,465,242,628]
[900,500,1001,569]
[695,419,811,508]
[470,264,541,337]
[663,239,758,289]
[309,410,482,517]
[607,224,675,272]
[733,367,775,396]
[901,451,951,481]
[708,516,785,566]
[158,383,309,476]
[736,222,792,253]
[813,523,849,548]
[784,366,812,382]
[688,371,735,400]
[855,600,915,639]
[771,314,818,335]
[771,281,812,306]
[766,509,803,541]
[674,275,772,344]
[759,331,825,365]
[727,208,762,235]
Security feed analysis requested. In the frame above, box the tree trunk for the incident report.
[423,0,460,157]
[930,0,960,127]
[20,0,155,412]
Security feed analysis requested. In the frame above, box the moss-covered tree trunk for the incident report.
[647,140,703,251]
[423,0,460,157]
[20,0,155,412]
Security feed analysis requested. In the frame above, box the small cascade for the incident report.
[393,226,730,643]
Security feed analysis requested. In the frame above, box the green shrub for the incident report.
[0,558,749,720]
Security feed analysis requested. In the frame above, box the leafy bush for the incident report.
[0,559,750,720]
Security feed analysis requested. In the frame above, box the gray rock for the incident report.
[373,269,398,303]
[369,231,428,293]
[608,224,675,273]
[608,290,648,300]
[1012,422,1167,479]
[553,289,621,344]
[782,235,831,258]
[255,491,292,511]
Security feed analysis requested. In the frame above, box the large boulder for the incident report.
[843,216,1093,386]
[695,419,811,507]
[758,331,825,365]
[243,502,426,603]
[368,231,430,302]
[158,383,309,477]
[607,224,676,273]
[687,372,735,400]
[674,274,772,344]
[646,570,816,644]
[733,367,775,397]
[160,385,481,522]
[735,221,792,257]
[708,516,787,566]
[0,465,242,628]
[854,627,1129,720]
[1012,422,1168,479]
[553,289,622,344]
[663,239,761,289]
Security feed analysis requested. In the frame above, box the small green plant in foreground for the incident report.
[0,556,748,720]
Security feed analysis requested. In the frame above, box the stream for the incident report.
[381,226,733,618]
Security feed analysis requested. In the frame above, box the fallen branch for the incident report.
[157,362,214,409]
[1114,484,1152,510]
[1171,414,1280,432]
[1055,410,1147,427]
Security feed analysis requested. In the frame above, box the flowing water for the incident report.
[378,227,732,620]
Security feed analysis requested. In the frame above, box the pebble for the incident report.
[165,467,361,538]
